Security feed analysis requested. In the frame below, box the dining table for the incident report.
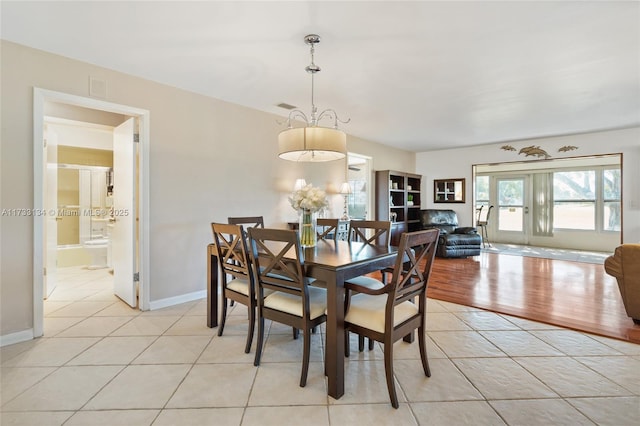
[207,238,399,400]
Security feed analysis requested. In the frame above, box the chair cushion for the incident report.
[264,286,327,320]
[345,276,385,290]
[345,293,419,333]
[226,278,252,296]
[227,278,273,297]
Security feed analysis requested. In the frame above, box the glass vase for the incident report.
[298,208,317,247]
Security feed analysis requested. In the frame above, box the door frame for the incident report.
[33,88,150,337]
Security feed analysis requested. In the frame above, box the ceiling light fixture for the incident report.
[278,34,350,162]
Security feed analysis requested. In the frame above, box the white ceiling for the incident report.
[2,1,639,152]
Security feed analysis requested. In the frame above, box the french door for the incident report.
[496,176,529,244]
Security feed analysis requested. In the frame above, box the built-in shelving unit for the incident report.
[375,170,422,245]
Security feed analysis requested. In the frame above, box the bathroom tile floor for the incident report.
[1,266,639,425]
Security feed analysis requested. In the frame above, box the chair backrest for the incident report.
[348,220,392,246]
[477,206,493,225]
[228,216,265,229]
[247,227,308,299]
[317,218,339,241]
[386,228,440,326]
[211,222,254,289]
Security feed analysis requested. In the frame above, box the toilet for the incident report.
[83,238,109,269]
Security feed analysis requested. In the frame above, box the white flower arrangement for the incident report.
[289,184,329,212]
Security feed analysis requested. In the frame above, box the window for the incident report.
[603,168,621,231]
[475,175,489,209]
[553,171,595,230]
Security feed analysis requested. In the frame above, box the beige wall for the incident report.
[0,41,415,338]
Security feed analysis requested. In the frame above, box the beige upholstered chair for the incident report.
[605,244,640,324]
[225,216,264,307]
[247,227,328,387]
[344,228,439,408]
[345,220,393,351]
[211,223,261,353]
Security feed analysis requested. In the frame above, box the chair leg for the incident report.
[293,328,300,340]
[245,305,255,354]
[218,296,228,337]
[383,339,399,409]
[418,325,431,377]
[368,338,375,351]
[344,330,350,357]
[254,315,265,367]
[300,327,311,387]
[358,334,365,352]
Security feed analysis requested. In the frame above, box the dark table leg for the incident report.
[323,269,345,400]
[207,244,218,328]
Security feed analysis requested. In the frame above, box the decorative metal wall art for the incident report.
[499,144,579,159]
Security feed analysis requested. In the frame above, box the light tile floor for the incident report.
[1,266,639,425]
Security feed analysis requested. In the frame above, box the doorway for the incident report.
[346,153,372,220]
[33,88,150,337]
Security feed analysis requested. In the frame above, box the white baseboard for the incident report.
[0,329,34,347]
[148,290,207,311]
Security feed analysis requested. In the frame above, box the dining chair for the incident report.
[247,227,328,387]
[226,216,264,307]
[344,228,439,408]
[211,222,262,353]
[316,218,339,241]
[345,219,392,350]
[348,220,391,247]
[228,216,265,229]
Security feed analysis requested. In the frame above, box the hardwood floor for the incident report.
[427,251,640,343]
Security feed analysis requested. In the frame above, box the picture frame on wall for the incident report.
[434,178,465,203]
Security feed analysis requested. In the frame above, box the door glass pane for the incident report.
[497,179,524,232]
[57,168,80,245]
[498,207,523,231]
[498,180,523,206]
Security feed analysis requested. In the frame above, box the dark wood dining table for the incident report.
[207,238,399,399]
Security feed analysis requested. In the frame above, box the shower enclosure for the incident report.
[57,164,112,246]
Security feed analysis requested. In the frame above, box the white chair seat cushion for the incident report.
[227,278,252,295]
[345,276,385,290]
[227,278,273,297]
[345,293,418,334]
[263,286,327,320]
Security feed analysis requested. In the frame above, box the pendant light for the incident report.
[278,34,350,162]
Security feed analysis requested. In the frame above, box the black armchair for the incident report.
[420,209,481,258]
